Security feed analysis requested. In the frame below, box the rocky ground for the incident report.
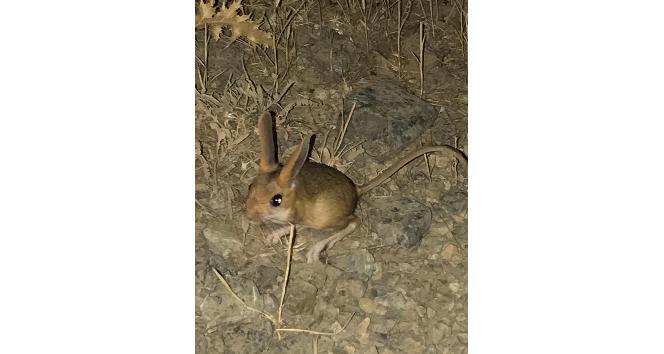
[195,0,467,352]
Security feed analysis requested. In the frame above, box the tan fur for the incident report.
[278,136,311,188]
[291,162,357,229]
[258,112,278,173]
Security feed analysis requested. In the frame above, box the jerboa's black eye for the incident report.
[271,194,282,207]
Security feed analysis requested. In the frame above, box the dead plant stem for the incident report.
[418,22,425,97]
[212,268,277,323]
[334,101,357,154]
[397,0,401,78]
[429,0,435,37]
[277,224,296,325]
[276,312,356,335]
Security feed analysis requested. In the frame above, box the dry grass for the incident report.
[310,102,364,173]
[450,0,468,55]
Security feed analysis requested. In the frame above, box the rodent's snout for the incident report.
[244,197,263,223]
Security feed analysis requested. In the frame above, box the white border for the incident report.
[471,1,664,353]
[0,1,194,352]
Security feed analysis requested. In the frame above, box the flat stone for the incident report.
[391,335,426,354]
[368,196,432,247]
[359,297,388,315]
[332,248,376,276]
[343,79,438,163]
[203,225,242,258]
[253,265,280,293]
[371,318,397,334]
[429,322,451,344]
[357,317,371,342]
[441,189,468,214]
[441,244,461,261]
[284,279,318,316]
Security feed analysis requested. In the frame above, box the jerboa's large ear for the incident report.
[258,112,279,173]
[277,135,312,188]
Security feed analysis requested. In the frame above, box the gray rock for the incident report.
[426,307,437,319]
[312,300,341,326]
[253,265,281,293]
[283,279,318,316]
[200,278,266,325]
[203,331,226,354]
[441,189,468,214]
[343,79,438,163]
[218,319,273,353]
[332,248,376,276]
[390,335,427,354]
[359,297,388,315]
[367,196,432,247]
[203,224,242,258]
[340,278,365,299]
[429,322,452,344]
[371,318,397,334]
[429,107,467,149]
[374,291,408,311]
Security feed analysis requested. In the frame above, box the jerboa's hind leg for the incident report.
[306,216,359,264]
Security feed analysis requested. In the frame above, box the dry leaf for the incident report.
[196,0,272,47]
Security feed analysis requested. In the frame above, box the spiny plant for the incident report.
[195,0,272,47]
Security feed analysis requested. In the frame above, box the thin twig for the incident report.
[277,224,296,324]
[313,335,319,354]
[429,0,435,37]
[334,101,357,155]
[267,81,295,109]
[397,0,401,77]
[419,22,425,97]
[276,312,356,336]
[396,0,414,78]
[211,267,278,324]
